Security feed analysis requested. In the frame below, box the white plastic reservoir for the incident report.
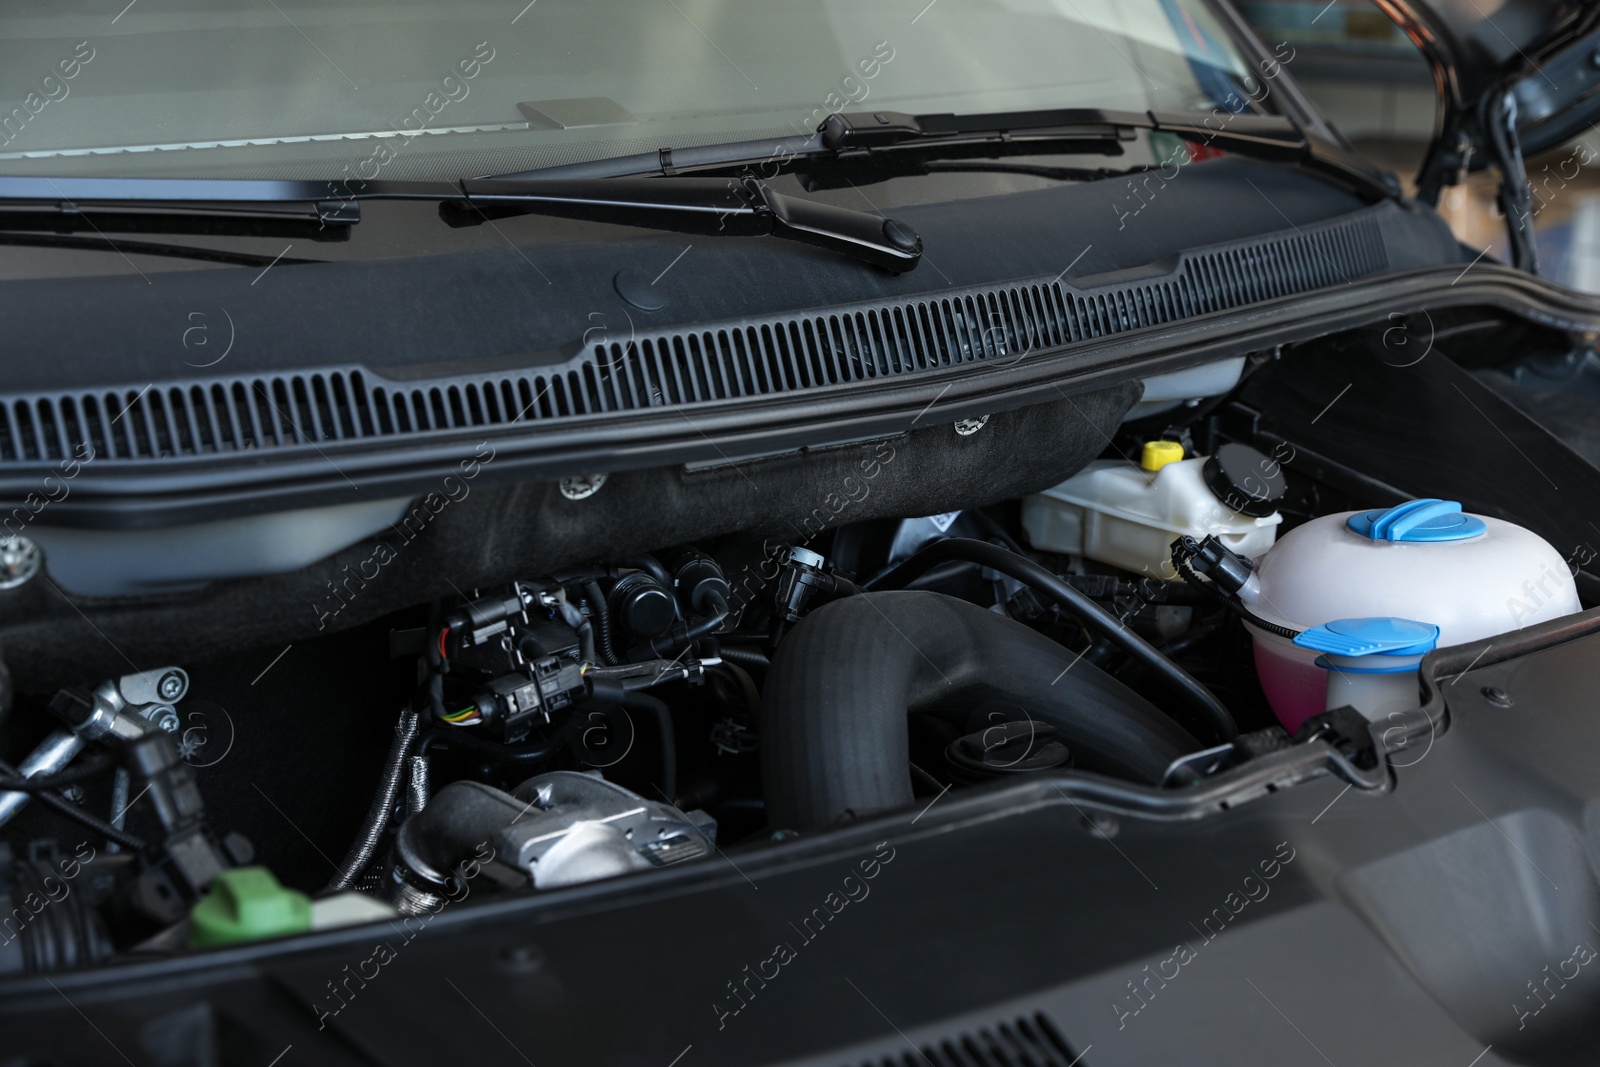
[1245,498,1580,731]
[1023,442,1283,579]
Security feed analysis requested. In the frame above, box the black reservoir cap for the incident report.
[1202,443,1286,517]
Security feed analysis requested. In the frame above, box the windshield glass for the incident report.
[0,0,1257,181]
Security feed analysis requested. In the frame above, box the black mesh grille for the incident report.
[0,212,1385,465]
[852,1012,1084,1067]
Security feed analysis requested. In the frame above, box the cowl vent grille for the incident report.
[852,1011,1085,1067]
[0,211,1385,465]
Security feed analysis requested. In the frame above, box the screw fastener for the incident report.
[0,536,40,590]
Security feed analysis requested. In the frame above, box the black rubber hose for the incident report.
[620,554,673,590]
[560,600,598,665]
[0,758,147,851]
[762,590,1202,830]
[645,594,731,657]
[582,579,618,665]
[0,750,122,792]
[716,645,770,670]
[326,707,419,893]
[685,589,732,642]
[870,539,1237,743]
[588,679,676,805]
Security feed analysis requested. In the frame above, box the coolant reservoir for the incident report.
[1023,442,1283,579]
[1246,498,1580,731]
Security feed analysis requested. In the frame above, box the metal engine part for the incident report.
[0,667,189,830]
[384,771,715,913]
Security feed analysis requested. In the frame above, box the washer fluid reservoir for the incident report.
[1246,498,1580,731]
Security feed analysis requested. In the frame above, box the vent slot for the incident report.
[853,1011,1084,1067]
[0,212,1387,467]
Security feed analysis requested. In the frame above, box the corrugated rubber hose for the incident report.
[761,590,1203,830]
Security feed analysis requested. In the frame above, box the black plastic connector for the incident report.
[1171,535,1255,598]
[773,546,861,623]
[471,657,586,743]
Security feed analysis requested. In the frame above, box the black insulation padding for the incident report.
[760,590,1201,830]
[1239,336,1600,582]
[0,384,1139,690]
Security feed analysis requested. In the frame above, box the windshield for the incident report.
[0,0,1258,181]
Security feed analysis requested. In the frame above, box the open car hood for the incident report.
[1375,0,1600,182]
[1365,1,1600,272]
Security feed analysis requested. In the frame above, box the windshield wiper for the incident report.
[0,174,921,272]
[443,175,922,273]
[489,107,1396,200]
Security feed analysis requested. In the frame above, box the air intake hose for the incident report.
[762,591,1201,830]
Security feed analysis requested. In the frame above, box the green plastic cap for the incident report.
[189,867,311,948]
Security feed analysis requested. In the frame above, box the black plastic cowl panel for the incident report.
[0,209,1386,467]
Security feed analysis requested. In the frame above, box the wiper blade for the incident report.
[819,108,1305,157]
[0,176,362,242]
[486,108,1293,183]
[489,107,1395,200]
[799,108,1305,188]
[445,176,922,273]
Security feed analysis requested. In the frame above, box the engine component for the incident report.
[0,667,188,830]
[871,539,1237,742]
[773,545,861,623]
[50,666,190,743]
[667,546,732,618]
[761,590,1201,830]
[442,585,536,652]
[608,571,676,641]
[384,771,714,913]
[0,732,86,830]
[1174,532,1261,602]
[463,657,586,742]
[1241,498,1580,731]
[944,718,1071,783]
[188,867,311,948]
[0,840,113,976]
[1021,443,1282,579]
[121,728,232,920]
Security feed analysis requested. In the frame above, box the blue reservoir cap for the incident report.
[1294,617,1440,658]
[1346,499,1486,543]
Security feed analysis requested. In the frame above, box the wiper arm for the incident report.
[0,174,922,271]
[443,176,922,273]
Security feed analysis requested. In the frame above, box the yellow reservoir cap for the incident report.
[1140,440,1185,472]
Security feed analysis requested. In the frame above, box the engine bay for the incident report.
[1,317,1595,981]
